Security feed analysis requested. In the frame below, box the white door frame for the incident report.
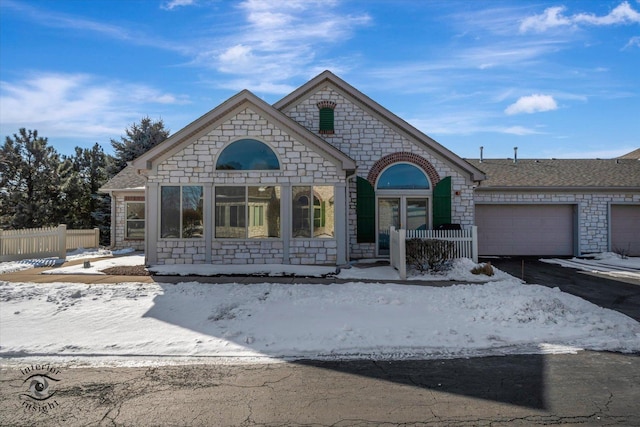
[375,190,432,257]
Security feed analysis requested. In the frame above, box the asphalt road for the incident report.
[2,351,639,426]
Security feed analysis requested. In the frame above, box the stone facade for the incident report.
[474,191,640,254]
[284,86,476,259]
[149,108,342,186]
[104,72,636,264]
[111,193,145,251]
[145,107,344,265]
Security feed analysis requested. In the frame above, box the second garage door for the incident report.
[611,204,640,256]
[476,204,575,256]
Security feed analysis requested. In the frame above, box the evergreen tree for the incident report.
[59,143,113,243]
[110,117,169,174]
[0,129,63,229]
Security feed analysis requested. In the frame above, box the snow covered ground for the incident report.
[1,251,639,367]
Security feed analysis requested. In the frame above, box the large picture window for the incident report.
[215,186,281,238]
[160,186,204,238]
[292,186,334,238]
[125,202,145,239]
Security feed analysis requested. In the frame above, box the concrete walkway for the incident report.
[0,257,155,284]
[0,257,466,287]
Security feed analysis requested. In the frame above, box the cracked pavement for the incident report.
[1,351,639,426]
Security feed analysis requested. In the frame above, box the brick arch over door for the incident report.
[367,152,440,187]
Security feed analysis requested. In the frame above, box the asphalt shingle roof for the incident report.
[618,148,640,160]
[99,165,146,192]
[465,158,640,189]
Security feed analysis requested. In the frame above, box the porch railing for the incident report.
[0,225,100,262]
[390,226,478,280]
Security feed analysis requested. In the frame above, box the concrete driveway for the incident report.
[486,257,640,322]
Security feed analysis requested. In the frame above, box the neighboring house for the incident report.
[465,156,640,256]
[100,71,640,264]
[99,165,146,252]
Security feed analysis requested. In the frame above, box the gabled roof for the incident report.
[99,165,145,193]
[465,158,640,190]
[618,148,640,160]
[132,89,355,172]
[274,70,486,182]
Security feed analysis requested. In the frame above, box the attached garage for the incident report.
[476,204,576,256]
[610,204,640,256]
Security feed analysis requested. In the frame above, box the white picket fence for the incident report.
[0,225,100,262]
[390,226,478,280]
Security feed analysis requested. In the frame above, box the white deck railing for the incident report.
[390,226,478,280]
[0,225,100,262]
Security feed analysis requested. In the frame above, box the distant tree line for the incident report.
[0,117,169,245]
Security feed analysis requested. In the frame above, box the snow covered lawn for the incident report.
[2,275,639,367]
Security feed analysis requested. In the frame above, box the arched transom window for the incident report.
[376,163,430,190]
[216,139,280,170]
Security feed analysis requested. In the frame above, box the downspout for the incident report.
[108,190,116,249]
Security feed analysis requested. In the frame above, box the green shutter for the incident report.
[356,177,376,243]
[319,108,334,133]
[432,176,452,229]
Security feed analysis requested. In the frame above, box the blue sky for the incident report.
[1,0,638,159]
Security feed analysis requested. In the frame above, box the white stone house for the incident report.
[100,71,640,264]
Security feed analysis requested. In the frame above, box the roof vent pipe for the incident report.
[513,147,518,164]
[480,146,484,163]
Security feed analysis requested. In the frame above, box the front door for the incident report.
[377,197,429,256]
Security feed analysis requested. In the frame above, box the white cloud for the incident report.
[520,1,640,33]
[520,6,573,33]
[194,0,371,92]
[500,126,542,136]
[3,0,189,54]
[161,0,197,10]
[505,94,558,115]
[0,72,188,141]
[624,36,640,49]
[573,1,640,25]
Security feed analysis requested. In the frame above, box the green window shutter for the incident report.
[356,177,376,243]
[319,108,334,134]
[432,176,452,229]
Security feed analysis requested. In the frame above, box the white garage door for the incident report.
[476,204,575,256]
[611,205,640,256]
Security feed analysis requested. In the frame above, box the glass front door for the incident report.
[377,197,429,256]
[406,198,428,231]
[378,198,399,256]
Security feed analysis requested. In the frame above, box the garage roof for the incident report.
[99,165,145,192]
[465,158,640,190]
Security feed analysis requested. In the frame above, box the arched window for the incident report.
[216,139,280,170]
[376,163,430,189]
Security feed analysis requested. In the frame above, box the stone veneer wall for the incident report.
[473,191,640,254]
[147,107,342,265]
[112,193,145,251]
[284,86,475,259]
